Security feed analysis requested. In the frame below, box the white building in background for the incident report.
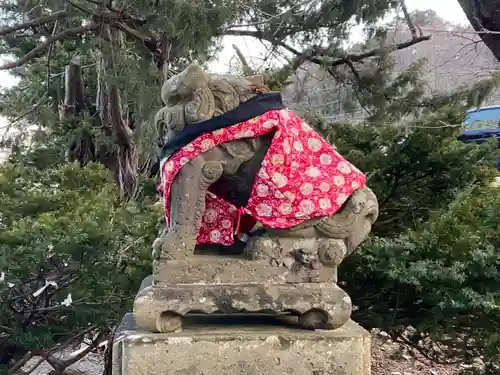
[281,11,500,122]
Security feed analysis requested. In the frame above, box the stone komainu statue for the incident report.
[134,63,379,333]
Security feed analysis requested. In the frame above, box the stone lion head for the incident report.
[155,63,266,147]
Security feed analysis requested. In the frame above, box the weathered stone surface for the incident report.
[133,276,351,333]
[113,313,371,375]
[153,254,337,285]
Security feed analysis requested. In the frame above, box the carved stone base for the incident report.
[133,276,351,333]
[153,253,337,286]
[112,313,371,375]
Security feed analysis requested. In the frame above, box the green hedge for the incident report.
[0,163,158,372]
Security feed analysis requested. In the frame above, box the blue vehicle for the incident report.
[459,106,500,169]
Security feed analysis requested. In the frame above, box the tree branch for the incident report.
[0,10,69,37]
[232,44,254,75]
[341,60,375,116]
[223,29,431,70]
[8,97,47,125]
[113,21,159,56]
[0,23,99,70]
[7,352,34,375]
[45,18,59,93]
[67,0,98,16]
[60,332,106,369]
[302,35,431,67]
[400,0,418,38]
[223,29,302,56]
[226,0,318,30]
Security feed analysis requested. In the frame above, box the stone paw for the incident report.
[156,311,183,333]
[298,309,332,330]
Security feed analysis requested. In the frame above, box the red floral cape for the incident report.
[160,108,366,245]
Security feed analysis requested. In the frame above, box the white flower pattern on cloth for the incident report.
[161,108,366,245]
[299,199,315,215]
[319,182,330,192]
[271,154,284,166]
[201,139,215,151]
[210,230,221,242]
[279,202,292,214]
[256,184,269,197]
[271,172,288,188]
[319,198,332,210]
[320,153,332,165]
[307,138,322,152]
[293,140,303,152]
[300,183,314,195]
[203,208,218,224]
[255,203,273,217]
[306,167,321,178]
[165,160,174,171]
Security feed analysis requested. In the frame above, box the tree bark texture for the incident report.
[457,0,500,62]
[59,61,96,166]
[60,28,138,200]
[96,25,138,200]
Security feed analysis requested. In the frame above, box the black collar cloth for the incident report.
[160,93,284,159]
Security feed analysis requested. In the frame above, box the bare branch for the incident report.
[46,19,60,93]
[1,96,48,144]
[302,35,431,68]
[29,349,65,372]
[7,352,34,375]
[113,21,159,56]
[224,29,431,70]
[80,0,148,25]
[232,44,254,75]
[67,0,98,16]
[226,0,319,30]
[0,10,69,37]
[400,0,418,39]
[0,23,99,70]
[341,60,374,117]
[223,29,302,56]
[60,331,107,368]
[403,26,500,36]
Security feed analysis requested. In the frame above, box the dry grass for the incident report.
[371,332,475,375]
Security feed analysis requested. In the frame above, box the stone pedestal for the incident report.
[112,313,371,375]
[134,273,351,333]
[135,249,349,333]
